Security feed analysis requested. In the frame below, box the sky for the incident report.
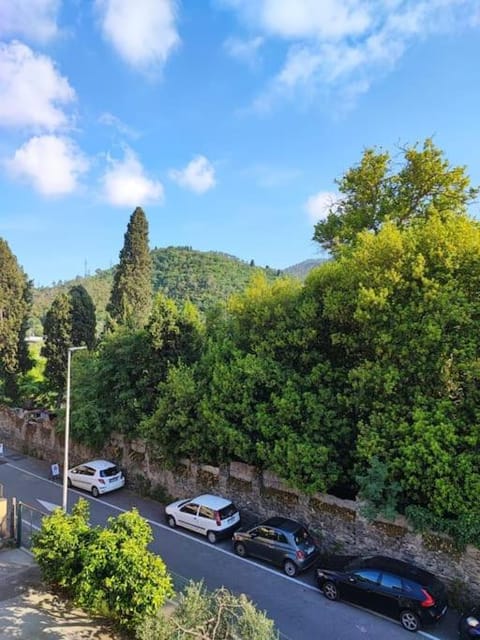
[1,0,480,287]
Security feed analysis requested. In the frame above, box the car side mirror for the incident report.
[348,576,356,583]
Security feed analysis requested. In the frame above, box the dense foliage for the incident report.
[12,139,480,547]
[137,581,279,640]
[32,500,173,631]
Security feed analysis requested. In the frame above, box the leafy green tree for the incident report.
[33,500,173,631]
[41,292,72,398]
[75,509,173,630]
[107,206,152,329]
[69,284,96,349]
[0,238,32,400]
[137,581,279,640]
[313,138,478,253]
[32,499,91,587]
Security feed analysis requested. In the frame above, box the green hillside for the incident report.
[31,246,281,333]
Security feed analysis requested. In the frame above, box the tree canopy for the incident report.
[313,138,478,253]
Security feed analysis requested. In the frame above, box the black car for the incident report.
[459,608,480,638]
[232,516,320,576]
[316,555,447,632]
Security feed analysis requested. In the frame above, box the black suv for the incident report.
[233,516,320,576]
[316,555,447,632]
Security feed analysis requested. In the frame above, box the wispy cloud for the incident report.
[95,0,180,74]
[100,147,164,206]
[6,135,89,196]
[219,0,480,111]
[305,191,339,223]
[0,41,75,131]
[224,35,264,66]
[243,163,301,188]
[98,112,140,139]
[169,155,216,194]
[0,0,60,43]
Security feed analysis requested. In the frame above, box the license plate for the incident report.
[109,477,117,483]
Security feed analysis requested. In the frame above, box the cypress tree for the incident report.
[42,293,72,398]
[69,285,96,349]
[107,207,152,329]
[0,238,32,400]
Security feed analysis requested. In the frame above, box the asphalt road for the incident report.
[0,449,461,640]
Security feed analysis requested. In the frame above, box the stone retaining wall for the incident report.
[0,405,476,605]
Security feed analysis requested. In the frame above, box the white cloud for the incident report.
[305,191,339,223]
[95,0,180,73]
[224,36,264,65]
[169,155,216,194]
[0,41,75,131]
[7,135,89,196]
[0,0,60,43]
[220,0,480,110]
[100,147,164,207]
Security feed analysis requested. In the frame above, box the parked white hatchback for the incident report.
[67,459,125,497]
[165,494,241,543]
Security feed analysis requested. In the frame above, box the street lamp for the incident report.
[62,345,87,512]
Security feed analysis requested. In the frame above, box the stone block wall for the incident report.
[0,405,476,605]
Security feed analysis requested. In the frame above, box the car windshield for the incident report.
[100,465,119,478]
[294,527,314,546]
[219,503,237,519]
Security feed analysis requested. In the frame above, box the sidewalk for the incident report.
[0,547,119,639]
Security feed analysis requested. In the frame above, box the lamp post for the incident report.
[62,345,87,512]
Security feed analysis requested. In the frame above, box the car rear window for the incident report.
[219,503,238,519]
[293,527,314,546]
[100,466,119,478]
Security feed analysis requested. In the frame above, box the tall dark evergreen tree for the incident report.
[107,207,152,329]
[42,293,72,398]
[69,285,96,349]
[0,238,32,400]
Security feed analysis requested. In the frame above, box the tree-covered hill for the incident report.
[31,247,281,333]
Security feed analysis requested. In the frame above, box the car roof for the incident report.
[80,459,117,470]
[350,556,438,584]
[191,494,234,509]
[262,517,304,532]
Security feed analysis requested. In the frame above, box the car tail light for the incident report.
[214,511,221,526]
[420,589,435,608]
[467,616,480,628]
[296,550,305,561]
[99,479,106,485]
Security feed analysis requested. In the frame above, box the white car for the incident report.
[165,494,241,543]
[67,459,125,498]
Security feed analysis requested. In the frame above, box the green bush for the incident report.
[32,500,173,631]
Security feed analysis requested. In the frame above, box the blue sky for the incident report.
[1,0,479,286]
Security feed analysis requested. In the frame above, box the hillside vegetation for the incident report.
[31,247,281,333]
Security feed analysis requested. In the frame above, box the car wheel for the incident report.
[400,610,420,632]
[207,531,217,544]
[323,581,339,601]
[167,515,176,528]
[283,560,298,577]
[91,486,100,498]
[235,542,247,558]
